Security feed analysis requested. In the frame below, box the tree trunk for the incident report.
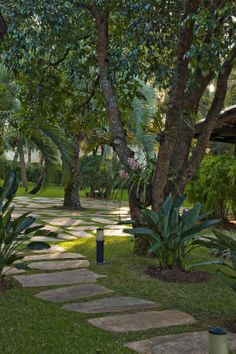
[28,148,31,163]
[152,0,200,210]
[63,133,84,210]
[19,150,28,191]
[129,187,149,255]
[29,164,46,194]
[90,6,148,253]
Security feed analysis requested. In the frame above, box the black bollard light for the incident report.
[208,327,229,354]
[96,228,105,264]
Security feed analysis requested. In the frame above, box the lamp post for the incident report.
[208,327,229,354]
[96,228,105,264]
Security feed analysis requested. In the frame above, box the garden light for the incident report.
[208,327,228,354]
[96,228,105,264]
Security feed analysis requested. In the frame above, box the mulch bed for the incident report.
[0,276,18,292]
[147,265,211,283]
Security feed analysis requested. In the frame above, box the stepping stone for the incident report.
[67,231,93,238]
[124,331,236,354]
[36,283,113,303]
[73,226,97,231]
[63,296,159,314]
[31,245,65,253]
[28,259,90,271]
[57,235,77,241]
[14,269,105,287]
[3,267,26,275]
[88,310,197,333]
[30,236,62,242]
[42,219,91,226]
[92,229,131,237]
[24,252,86,261]
[92,218,116,224]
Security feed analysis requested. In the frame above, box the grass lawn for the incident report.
[1,237,236,354]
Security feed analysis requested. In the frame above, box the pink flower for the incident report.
[119,170,129,179]
[127,158,140,171]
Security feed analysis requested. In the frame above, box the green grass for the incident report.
[1,237,236,354]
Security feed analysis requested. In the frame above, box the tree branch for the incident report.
[179,46,236,189]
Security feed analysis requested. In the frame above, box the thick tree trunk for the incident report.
[63,133,84,210]
[90,7,149,253]
[152,0,200,210]
[19,150,28,191]
[128,187,149,255]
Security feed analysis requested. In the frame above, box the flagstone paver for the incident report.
[28,259,90,271]
[92,218,117,224]
[124,331,236,354]
[42,219,93,226]
[3,266,26,275]
[66,231,93,238]
[30,236,63,242]
[14,269,106,287]
[23,252,86,261]
[32,245,65,253]
[63,296,159,314]
[36,284,113,303]
[92,229,131,237]
[88,310,197,333]
[57,234,77,241]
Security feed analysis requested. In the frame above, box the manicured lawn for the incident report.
[1,236,236,354]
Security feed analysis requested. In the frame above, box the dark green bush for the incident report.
[186,155,236,220]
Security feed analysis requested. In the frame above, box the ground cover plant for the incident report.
[0,172,52,282]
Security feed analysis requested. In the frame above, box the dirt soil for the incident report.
[147,265,211,283]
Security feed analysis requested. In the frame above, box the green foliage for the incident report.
[186,155,236,219]
[0,64,20,114]
[124,194,219,270]
[0,171,50,279]
[79,155,120,197]
[192,229,236,291]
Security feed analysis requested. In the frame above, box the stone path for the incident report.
[28,259,90,271]
[10,196,236,353]
[36,284,113,303]
[88,310,197,333]
[125,331,236,354]
[14,269,105,287]
[63,296,159,313]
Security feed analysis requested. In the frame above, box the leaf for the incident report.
[123,227,155,237]
[216,270,236,291]
[190,260,225,268]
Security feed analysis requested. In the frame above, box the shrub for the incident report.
[0,171,51,280]
[124,194,219,270]
[186,155,236,220]
[193,229,236,291]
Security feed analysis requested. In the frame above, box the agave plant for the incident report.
[0,171,51,279]
[192,229,236,290]
[124,194,219,270]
